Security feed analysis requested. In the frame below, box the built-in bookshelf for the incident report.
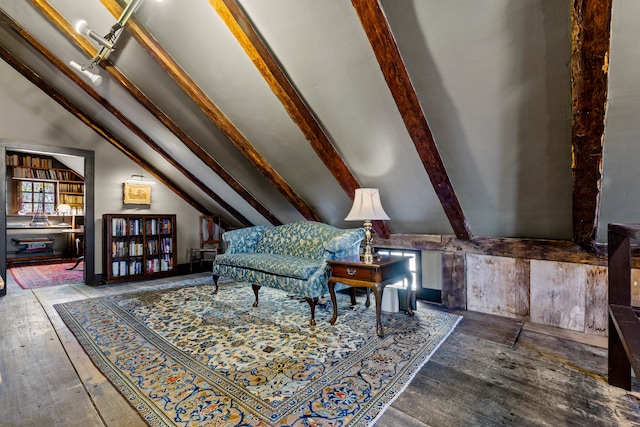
[6,152,85,214]
[103,214,177,284]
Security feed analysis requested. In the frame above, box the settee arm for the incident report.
[323,228,365,260]
[222,225,270,254]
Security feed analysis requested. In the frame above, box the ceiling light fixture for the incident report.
[68,0,144,86]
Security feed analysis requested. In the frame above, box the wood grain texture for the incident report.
[467,254,526,319]
[101,0,321,223]
[530,260,586,332]
[352,0,471,240]
[376,233,611,266]
[584,264,608,336]
[29,0,276,227]
[1,274,637,426]
[514,258,531,318]
[441,251,465,309]
[571,0,613,249]
[631,268,640,306]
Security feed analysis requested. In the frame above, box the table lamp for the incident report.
[57,203,72,226]
[344,188,390,263]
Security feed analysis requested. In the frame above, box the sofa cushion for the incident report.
[255,221,356,260]
[214,253,322,280]
[223,225,270,254]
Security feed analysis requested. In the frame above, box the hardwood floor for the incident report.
[0,273,638,426]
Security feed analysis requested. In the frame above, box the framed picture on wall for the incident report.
[123,182,151,205]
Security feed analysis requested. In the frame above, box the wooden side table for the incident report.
[327,255,415,337]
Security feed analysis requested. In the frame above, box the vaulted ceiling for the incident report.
[1,0,637,249]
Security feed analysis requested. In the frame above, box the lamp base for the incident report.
[361,219,376,264]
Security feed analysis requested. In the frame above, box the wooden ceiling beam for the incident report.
[29,0,278,227]
[100,0,322,223]
[210,0,390,238]
[352,0,472,240]
[0,45,210,216]
[570,0,612,250]
[0,9,244,225]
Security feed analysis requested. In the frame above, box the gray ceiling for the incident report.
[0,0,637,244]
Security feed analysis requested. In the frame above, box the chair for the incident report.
[189,215,222,273]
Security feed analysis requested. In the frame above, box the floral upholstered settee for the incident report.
[211,221,365,325]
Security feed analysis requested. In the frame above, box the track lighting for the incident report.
[69,0,146,86]
[75,20,115,50]
[69,61,103,86]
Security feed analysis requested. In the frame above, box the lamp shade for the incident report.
[57,203,71,214]
[344,188,390,221]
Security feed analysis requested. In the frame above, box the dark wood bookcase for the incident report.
[103,214,177,284]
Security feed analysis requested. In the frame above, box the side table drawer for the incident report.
[331,265,374,282]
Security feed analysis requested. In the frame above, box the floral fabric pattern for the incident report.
[223,225,270,254]
[212,221,365,300]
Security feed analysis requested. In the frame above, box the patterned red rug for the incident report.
[10,262,84,289]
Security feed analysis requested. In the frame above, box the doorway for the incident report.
[1,141,95,294]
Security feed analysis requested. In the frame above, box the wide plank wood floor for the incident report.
[0,273,639,426]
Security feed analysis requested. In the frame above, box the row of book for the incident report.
[59,194,84,205]
[111,217,173,236]
[11,167,80,181]
[59,183,84,193]
[146,238,173,255]
[112,241,145,257]
[111,256,174,277]
[6,154,53,168]
[112,260,143,277]
[146,256,174,273]
[145,218,173,235]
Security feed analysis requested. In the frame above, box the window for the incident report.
[376,248,421,290]
[17,180,56,214]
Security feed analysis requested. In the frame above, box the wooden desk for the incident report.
[327,255,414,337]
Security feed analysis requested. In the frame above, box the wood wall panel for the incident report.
[441,252,465,309]
[466,255,527,320]
[584,264,608,336]
[632,268,640,306]
[530,260,586,332]
[514,259,531,319]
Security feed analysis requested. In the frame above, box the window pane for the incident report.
[44,193,55,203]
[34,193,43,203]
[44,203,55,214]
[44,183,55,192]
[20,182,32,192]
[21,202,33,213]
[21,193,33,202]
[34,182,44,192]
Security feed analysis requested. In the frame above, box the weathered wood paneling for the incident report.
[584,265,608,336]
[530,260,586,332]
[441,252,465,309]
[632,268,640,306]
[467,254,528,319]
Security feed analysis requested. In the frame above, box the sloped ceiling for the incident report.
[0,0,634,247]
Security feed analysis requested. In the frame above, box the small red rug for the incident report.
[10,262,84,289]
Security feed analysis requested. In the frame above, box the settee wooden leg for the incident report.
[305,297,318,326]
[212,275,219,294]
[252,284,261,307]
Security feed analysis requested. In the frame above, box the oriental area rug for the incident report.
[55,279,461,427]
[10,261,83,289]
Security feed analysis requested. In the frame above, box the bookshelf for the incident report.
[6,152,85,214]
[103,214,177,284]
